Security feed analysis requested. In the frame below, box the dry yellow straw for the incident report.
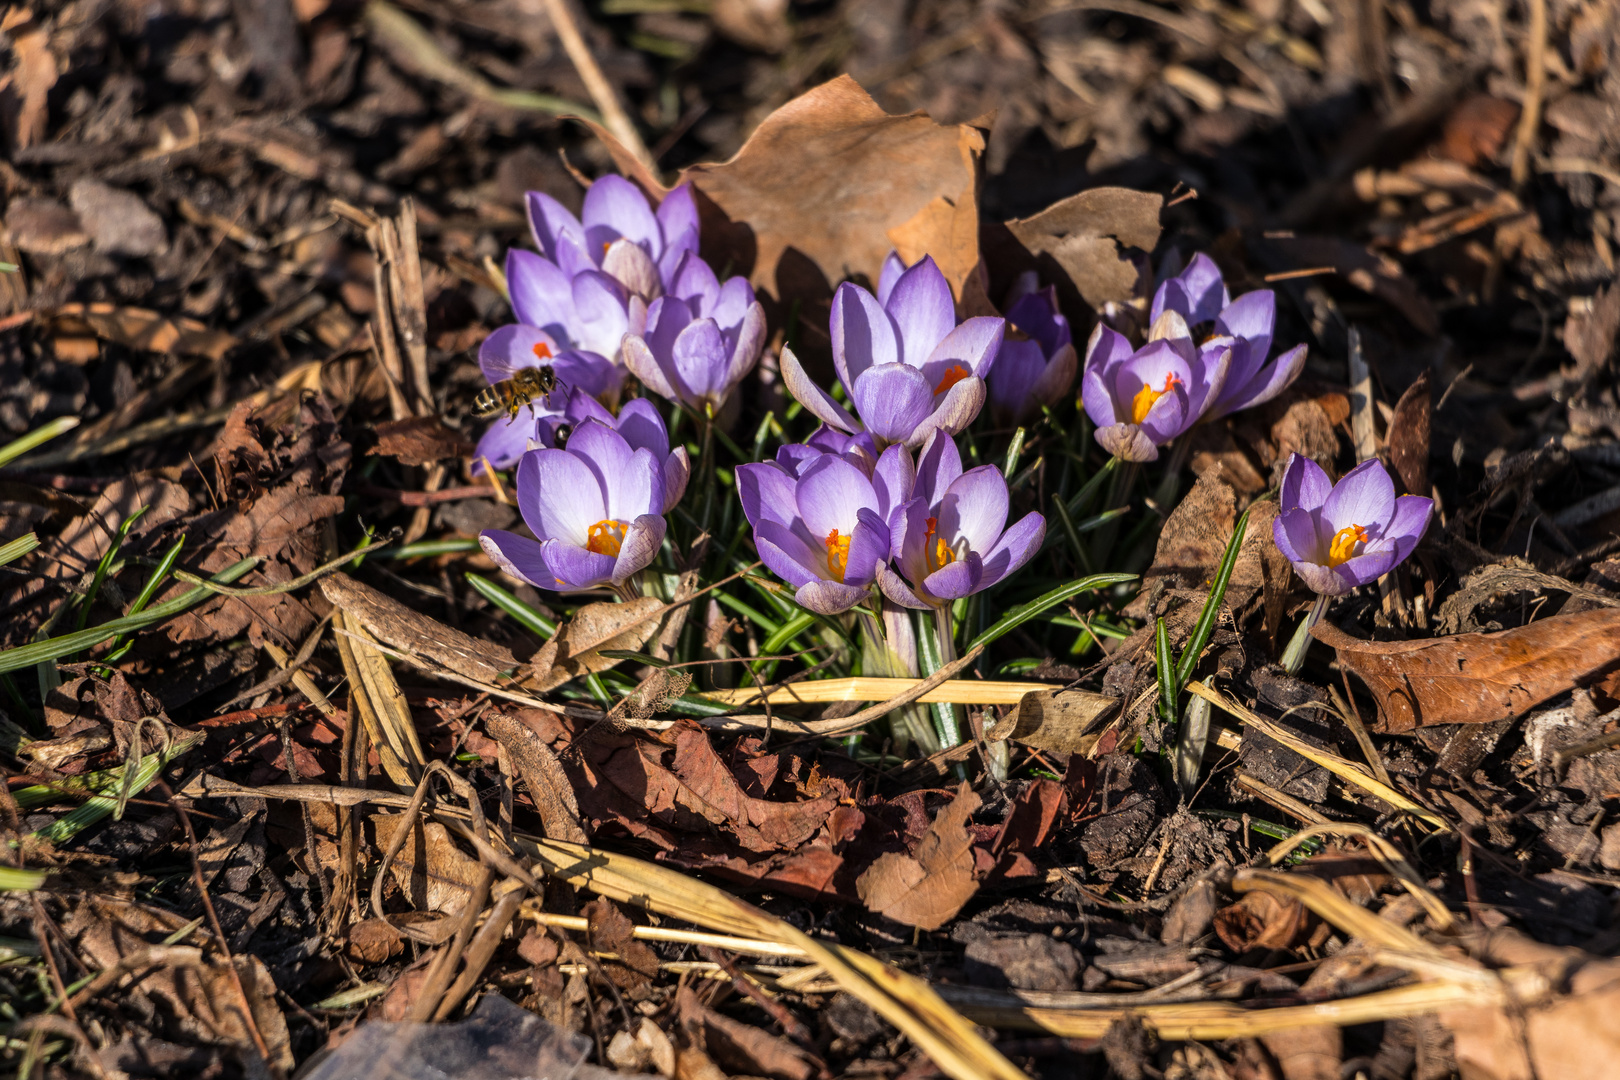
[702,677,1058,707]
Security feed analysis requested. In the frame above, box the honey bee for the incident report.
[472,364,557,422]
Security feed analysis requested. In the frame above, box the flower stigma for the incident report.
[532,341,553,361]
[1130,372,1183,424]
[923,517,956,574]
[1327,524,1368,568]
[824,529,852,582]
[587,519,628,557]
[934,364,971,395]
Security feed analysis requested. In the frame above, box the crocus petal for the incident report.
[655,185,699,255]
[480,530,552,588]
[525,191,584,263]
[1081,365,1120,429]
[988,339,1046,423]
[842,511,892,586]
[905,376,985,449]
[831,282,899,390]
[923,316,1006,385]
[1273,506,1323,566]
[1216,289,1276,362]
[602,238,663,301]
[1291,559,1356,597]
[871,443,915,520]
[1322,459,1396,535]
[506,250,574,334]
[542,540,618,591]
[976,511,1045,589]
[570,272,632,357]
[1334,545,1401,589]
[939,465,1009,556]
[795,454,879,541]
[719,302,767,399]
[614,398,671,457]
[890,497,933,586]
[621,335,679,400]
[553,230,597,279]
[1029,343,1077,411]
[517,448,603,545]
[736,462,798,529]
[852,363,935,446]
[671,317,728,404]
[795,580,871,615]
[712,277,756,329]
[475,410,547,471]
[611,514,666,583]
[876,251,907,307]
[922,552,983,601]
[1006,289,1069,356]
[876,563,931,609]
[754,519,822,588]
[1216,343,1307,417]
[582,175,659,253]
[661,447,690,513]
[1084,323,1136,374]
[668,249,720,312]
[1152,252,1228,325]
[914,429,963,508]
[1280,454,1332,514]
[1383,495,1433,562]
[886,256,956,368]
[1095,423,1159,462]
[480,323,566,384]
[779,344,860,434]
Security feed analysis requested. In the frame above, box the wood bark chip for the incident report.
[1314,608,1620,732]
[1387,370,1431,496]
[855,783,980,930]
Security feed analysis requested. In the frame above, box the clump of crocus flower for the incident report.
[736,443,914,615]
[1150,253,1308,421]
[780,255,1005,449]
[472,329,625,470]
[1273,455,1432,598]
[479,418,670,598]
[987,274,1076,427]
[878,432,1045,611]
[621,250,767,417]
[535,388,689,513]
[1081,320,1231,463]
[526,176,699,300]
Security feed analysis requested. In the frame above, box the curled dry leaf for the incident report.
[369,814,485,915]
[485,712,588,844]
[1387,371,1432,496]
[541,595,665,690]
[1213,889,1319,952]
[1000,187,1164,309]
[994,688,1120,755]
[368,416,476,466]
[855,783,981,930]
[1314,608,1620,732]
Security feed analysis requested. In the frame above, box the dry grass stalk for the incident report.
[702,676,1060,707]
[1264,823,1457,931]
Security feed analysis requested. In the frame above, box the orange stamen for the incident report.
[824,529,852,582]
[532,341,553,361]
[587,519,628,557]
[934,364,971,395]
[1327,524,1368,568]
[923,517,955,574]
[1130,372,1183,425]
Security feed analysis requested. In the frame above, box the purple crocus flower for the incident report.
[472,327,627,471]
[878,432,1045,609]
[533,388,689,513]
[1152,253,1308,420]
[506,247,644,364]
[526,177,699,300]
[773,426,881,479]
[987,275,1077,427]
[1272,455,1432,597]
[479,419,667,593]
[780,255,1004,450]
[1081,320,1231,462]
[621,252,767,416]
[736,444,914,615]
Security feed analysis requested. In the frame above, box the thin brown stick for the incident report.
[528,0,655,171]
[435,885,528,1020]
[1510,0,1547,188]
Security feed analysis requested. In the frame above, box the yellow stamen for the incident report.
[824,529,852,582]
[1130,372,1183,424]
[923,517,955,574]
[532,341,553,361]
[1327,524,1368,567]
[587,519,628,557]
[934,364,971,395]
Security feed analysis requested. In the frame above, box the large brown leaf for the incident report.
[855,783,980,929]
[677,76,986,305]
[1001,188,1164,309]
[1315,609,1620,732]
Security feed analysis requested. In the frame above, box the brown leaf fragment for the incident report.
[539,596,665,691]
[369,416,476,466]
[997,689,1121,755]
[676,75,987,304]
[369,814,484,915]
[1314,608,1620,732]
[1003,187,1164,309]
[856,783,980,929]
[679,981,818,1080]
[1213,889,1317,952]
[68,179,168,258]
[584,898,661,987]
[486,712,588,843]
[1387,371,1431,496]
[0,8,58,150]
[1565,282,1620,387]
[346,918,405,963]
[51,303,236,360]
[4,197,88,254]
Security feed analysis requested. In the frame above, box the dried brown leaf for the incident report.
[0,8,58,150]
[1213,890,1316,952]
[997,689,1120,755]
[368,416,476,466]
[50,302,236,360]
[486,712,588,843]
[1565,282,1620,386]
[539,596,665,691]
[370,814,484,915]
[1388,372,1432,496]
[1003,188,1163,309]
[1315,608,1620,732]
[855,783,980,930]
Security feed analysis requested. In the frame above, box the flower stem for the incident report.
[695,411,717,540]
[927,604,963,749]
[1281,592,1329,674]
[1092,458,1140,564]
[1152,435,1193,514]
[859,606,937,756]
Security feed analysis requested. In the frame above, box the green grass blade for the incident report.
[966,572,1135,653]
[0,416,80,470]
[760,611,815,656]
[0,532,39,567]
[0,867,48,891]
[0,558,258,676]
[466,573,557,638]
[31,731,204,846]
[1155,616,1176,725]
[1173,506,1252,690]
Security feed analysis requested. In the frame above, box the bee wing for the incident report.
[479,324,564,384]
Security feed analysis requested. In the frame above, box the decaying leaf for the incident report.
[486,712,589,843]
[1564,281,1620,387]
[856,783,980,929]
[1001,187,1164,309]
[1314,609,1620,732]
[370,814,485,915]
[368,416,476,466]
[676,75,987,304]
[993,688,1120,755]
[0,8,59,150]
[539,596,665,691]
[1213,888,1318,952]
[1388,371,1432,496]
[678,982,819,1080]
